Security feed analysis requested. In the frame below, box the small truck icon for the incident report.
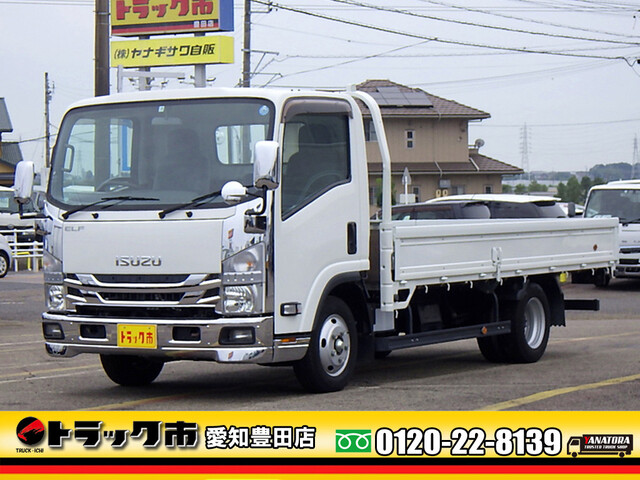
[567,435,633,457]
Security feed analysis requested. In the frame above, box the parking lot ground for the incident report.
[0,272,638,411]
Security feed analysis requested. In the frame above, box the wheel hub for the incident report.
[318,314,351,377]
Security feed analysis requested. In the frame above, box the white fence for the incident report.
[1,228,43,272]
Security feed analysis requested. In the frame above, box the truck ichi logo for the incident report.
[336,430,372,453]
[115,255,162,267]
[567,434,633,457]
[16,417,45,446]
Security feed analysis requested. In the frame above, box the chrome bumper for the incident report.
[41,312,309,364]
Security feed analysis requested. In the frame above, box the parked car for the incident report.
[427,194,567,219]
[372,200,491,221]
[0,234,12,278]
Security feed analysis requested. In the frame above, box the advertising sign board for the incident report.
[111,0,234,36]
[111,35,234,67]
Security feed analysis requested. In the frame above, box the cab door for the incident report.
[273,98,368,336]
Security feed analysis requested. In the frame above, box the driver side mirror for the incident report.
[253,141,279,190]
[13,161,35,204]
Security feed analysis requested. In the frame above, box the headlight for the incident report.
[46,285,65,311]
[43,250,65,312]
[223,285,258,314]
[220,243,265,315]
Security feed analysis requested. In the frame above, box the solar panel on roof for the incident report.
[369,87,433,107]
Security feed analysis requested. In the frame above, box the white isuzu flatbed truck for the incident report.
[14,87,618,392]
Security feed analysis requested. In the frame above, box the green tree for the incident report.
[565,176,583,203]
[514,184,527,194]
[528,180,548,192]
[557,182,566,201]
[502,184,513,193]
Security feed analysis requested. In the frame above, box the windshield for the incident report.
[584,188,640,222]
[49,98,275,209]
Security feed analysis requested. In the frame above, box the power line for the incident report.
[329,0,640,46]
[261,40,431,86]
[255,0,634,62]
[474,117,640,128]
[416,0,640,39]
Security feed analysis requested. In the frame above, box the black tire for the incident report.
[477,335,509,363]
[293,296,358,393]
[374,350,392,359]
[0,252,9,278]
[100,354,164,386]
[594,269,611,288]
[502,283,551,363]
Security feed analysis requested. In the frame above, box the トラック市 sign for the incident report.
[111,0,234,36]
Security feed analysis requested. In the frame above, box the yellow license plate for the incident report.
[117,324,157,349]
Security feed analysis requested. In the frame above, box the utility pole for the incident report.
[632,135,638,179]
[242,0,251,87]
[95,0,110,96]
[520,123,531,182]
[44,72,54,168]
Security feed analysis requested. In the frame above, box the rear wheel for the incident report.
[100,354,164,386]
[503,283,551,363]
[293,296,358,393]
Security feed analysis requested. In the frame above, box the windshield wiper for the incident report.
[158,190,223,219]
[621,217,640,224]
[61,196,160,220]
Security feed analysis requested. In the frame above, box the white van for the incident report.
[0,186,36,241]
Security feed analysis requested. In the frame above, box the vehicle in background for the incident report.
[427,194,567,219]
[0,186,37,242]
[581,180,640,285]
[372,200,490,221]
[0,234,12,278]
[558,202,584,217]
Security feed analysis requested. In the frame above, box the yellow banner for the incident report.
[110,36,234,67]
[2,411,639,462]
[111,0,234,36]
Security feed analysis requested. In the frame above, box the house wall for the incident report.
[365,116,469,165]
[365,115,506,209]
[0,162,13,187]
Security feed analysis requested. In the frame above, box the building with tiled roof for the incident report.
[356,80,522,209]
[0,98,22,186]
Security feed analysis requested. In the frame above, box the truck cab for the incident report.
[584,180,640,283]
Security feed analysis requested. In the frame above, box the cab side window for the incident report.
[281,102,351,218]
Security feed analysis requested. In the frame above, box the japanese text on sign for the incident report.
[111,36,234,67]
[111,0,234,36]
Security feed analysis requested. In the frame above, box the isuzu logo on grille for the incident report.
[115,256,162,267]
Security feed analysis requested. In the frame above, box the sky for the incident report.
[1,0,640,175]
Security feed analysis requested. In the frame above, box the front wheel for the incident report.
[0,252,9,278]
[100,354,164,386]
[503,283,551,363]
[293,296,358,393]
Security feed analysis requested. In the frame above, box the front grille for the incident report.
[94,274,189,284]
[99,291,185,302]
[619,258,639,265]
[620,247,640,255]
[64,273,221,312]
